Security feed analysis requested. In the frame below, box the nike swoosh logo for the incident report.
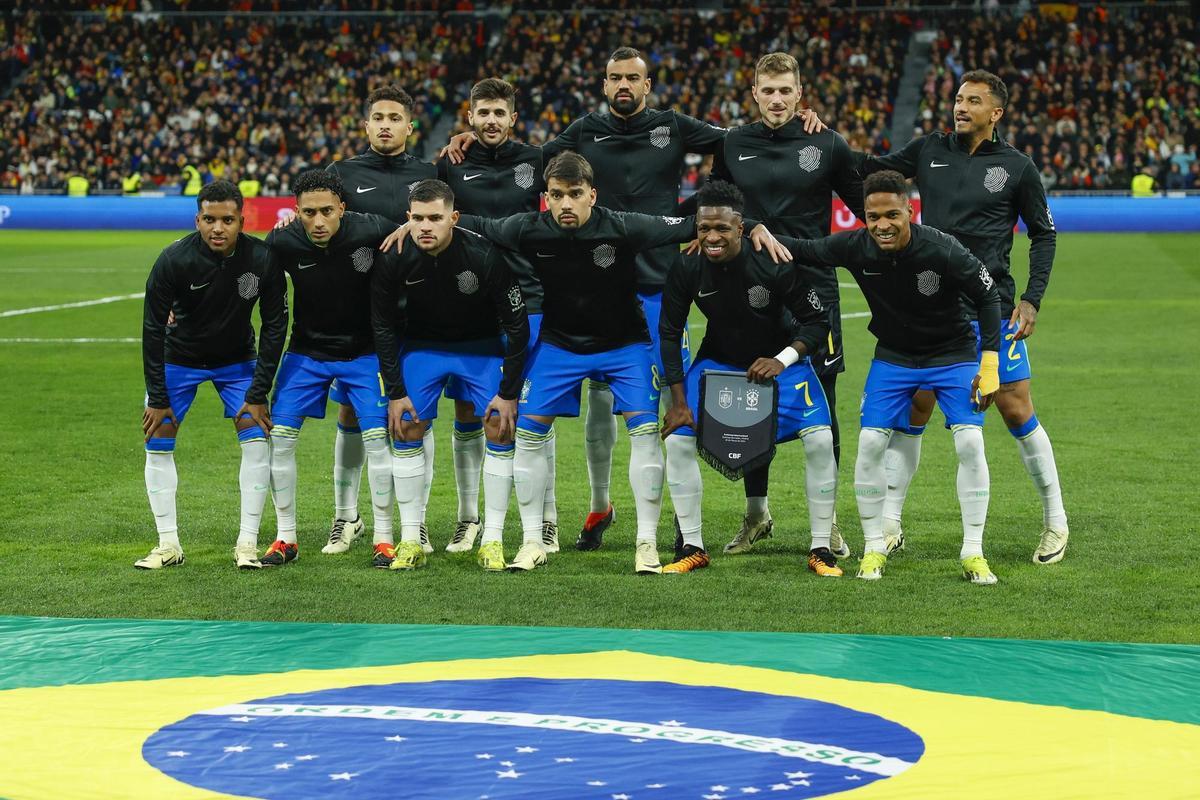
[298,262,317,269]
[189,282,210,290]
[738,155,758,161]
[253,484,269,491]
[356,186,377,193]
[698,290,719,298]
[149,487,169,494]
[803,408,819,417]
[463,174,483,181]
[930,161,950,168]
[535,253,554,258]
[1036,546,1066,563]
[1006,362,1022,371]
[823,354,842,367]
[593,135,612,142]
[377,400,389,407]
[405,278,425,285]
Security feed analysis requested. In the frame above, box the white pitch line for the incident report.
[0,337,139,343]
[0,292,144,318]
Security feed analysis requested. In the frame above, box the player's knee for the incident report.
[153,422,178,439]
[398,420,427,443]
[951,424,986,467]
[338,404,359,426]
[454,399,477,423]
[857,427,891,465]
[146,436,176,453]
[360,427,390,456]
[483,415,511,445]
[996,383,1035,427]
[801,425,835,464]
[910,389,936,424]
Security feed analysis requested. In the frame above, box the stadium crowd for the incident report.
[920,5,1200,191]
[1,3,1197,195]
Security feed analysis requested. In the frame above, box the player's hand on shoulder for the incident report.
[747,357,785,384]
[484,396,518,441]
[749,225,792,264]
[1010,300,1038,340]
[273,210,296,230]
[142,406,175,441]
[379,222,412,253]
[440,131,477,165]
[798,108,827,134]
[683,238,701,256]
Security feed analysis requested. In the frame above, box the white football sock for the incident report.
[801,426,837,551]
[665,434,703,550]
[392,442,425,544]
[1016,424,1068,530]
[269,425,301,544]
[452,422,485,522]
[420,426,435,522]
[883,429,923,523]
[482,443,515,544]
[855,427,891,554]
[514,426,551,544]
[585,381,616,513]
[745,496,769,520]
[238,438,270,547]
[543,427,558,524]
[953,424,990,559]
[362,428,394,545]
[627,419,664,544]
[145,449,179,547]
[332,425,364,522]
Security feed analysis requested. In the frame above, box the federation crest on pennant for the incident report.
[351,247,375,273]
[513,162,535,190]
[983,166,1009,194]
[237,272,259,300]
[745,388,760,410]
[718,387,733,409]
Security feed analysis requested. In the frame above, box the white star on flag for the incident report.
[741,789,762,795]
[223,745,250,753]
[274,763,291,770]
[845,775,861,781]
[704,795,726,800]
[166,751,189,758]
[229,716,253,722]
[272,742,287,748]
[659,719,685,726]
[646,784,666,789]
[587,780,607,786]
[476,753,494,759]
[628,738,646,743]
[295,754,318,761]
[329,772,358,781]
[791,780,811,787]
[496,769,522,779]
[785,771,812,780]
[770,785,793,792]
[613,794,632,800]
[712,787,730,792]
[555,757,576,763]
[500,760,515,767]
[385,736,406,742]
[515,746,538,753]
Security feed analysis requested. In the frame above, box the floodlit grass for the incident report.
[0,230,1196,642]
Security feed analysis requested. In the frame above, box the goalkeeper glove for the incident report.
[975,350,1000,408]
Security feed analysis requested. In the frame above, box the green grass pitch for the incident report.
[0,230,1196,643]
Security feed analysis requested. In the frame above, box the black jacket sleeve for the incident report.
[456,212,532,251]
[786,233,851,270]
[776,237,831,356]
[658,253,697,386]
[245,252,289,404]
[1015,160,1057,310]
[370,251,408,399]
[677,112,726,155]
[831,133,867,223]
[142,251,175,409]
[485,248,531,400]
[946,238,1002,353]
[859,135,924,179]
[621,211,697,250]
